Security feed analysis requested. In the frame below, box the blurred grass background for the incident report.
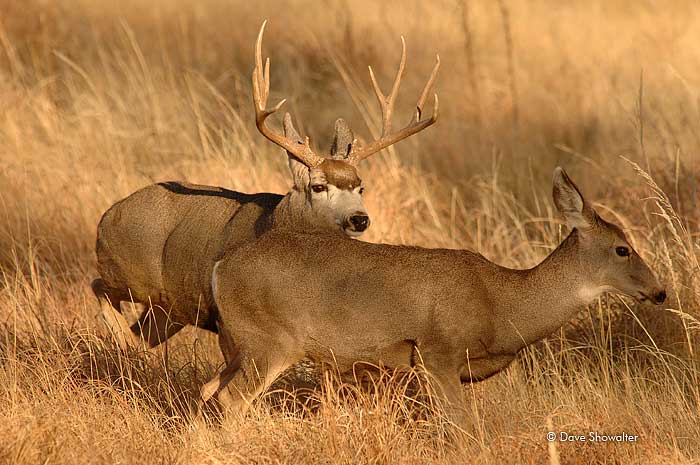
[0,0,699,463]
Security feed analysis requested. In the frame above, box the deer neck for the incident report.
[489,230,600,354]
[269,188,330,233]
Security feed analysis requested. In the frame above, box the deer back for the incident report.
[96,182,283,322]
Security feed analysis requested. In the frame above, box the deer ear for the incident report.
[552,167,596,230]
[330,118,354,160]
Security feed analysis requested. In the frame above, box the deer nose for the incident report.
[349,214,370,232]
[653,290,667,304]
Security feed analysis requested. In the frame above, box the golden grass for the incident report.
[1,0,699,463]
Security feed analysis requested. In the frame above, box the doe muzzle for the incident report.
[653,290,667,304]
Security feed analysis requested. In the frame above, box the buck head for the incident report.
[251,21,439,238]
[284,116,368,237]
[552,167,666,305]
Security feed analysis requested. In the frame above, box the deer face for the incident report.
[553,167,666,305]
[306,159,369,237]
[283,118,370,237]
[585,219,666,304]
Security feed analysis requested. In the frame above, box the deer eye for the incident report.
[359,187,365,195]
[311,184,327,193]
[616,246,630,257]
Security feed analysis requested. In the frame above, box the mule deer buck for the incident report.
[204,167,666,428]
[92,22,440,350]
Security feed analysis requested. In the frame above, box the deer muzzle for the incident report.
[344,212,370,236]
[652,289,667,304]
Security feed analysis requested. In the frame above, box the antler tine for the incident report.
[251,21,324,168]
[348,39,440,165]
[415,55,440,122]
[386,36,407,131]
[368,36,407,136]
[253,21,267,109]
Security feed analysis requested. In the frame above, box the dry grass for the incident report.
[1,0,699,463]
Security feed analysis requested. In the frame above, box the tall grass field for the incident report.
[1,0,699,463]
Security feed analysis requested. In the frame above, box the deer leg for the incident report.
[419,353,468,431]
[432,373,468,431]
[200,326,240,403]
[196,329,241,420]
[210,344,300,416]
[461,355,515,382]
[91,278,141,350]
[130,304,184,348]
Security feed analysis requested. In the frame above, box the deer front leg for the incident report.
[428,371,468,432]
[460,354,515,382]
[419,352,469,431]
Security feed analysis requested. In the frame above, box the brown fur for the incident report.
[92,22,439,350]
[317,159,362,190]
[206,168,666,429]
[94,182,287,345]
[93,127,365,349]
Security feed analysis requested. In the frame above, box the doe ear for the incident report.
[330,118,354,160]
[552,167,596,230]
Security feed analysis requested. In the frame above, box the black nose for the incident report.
[349,214,369,232]
[654,290,667,304]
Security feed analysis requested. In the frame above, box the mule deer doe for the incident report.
[92,22,440,350]
[205,167,666,428]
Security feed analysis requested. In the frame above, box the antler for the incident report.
[347,37,440,165]
[252,21,324,168]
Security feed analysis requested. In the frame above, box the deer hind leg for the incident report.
[130,304,185,348]
[199,328,241,415]
[91,278,141,351]
[203,339,301,417]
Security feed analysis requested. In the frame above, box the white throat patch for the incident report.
[577,285,613,303]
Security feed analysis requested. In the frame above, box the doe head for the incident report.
[552,167,666,305]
